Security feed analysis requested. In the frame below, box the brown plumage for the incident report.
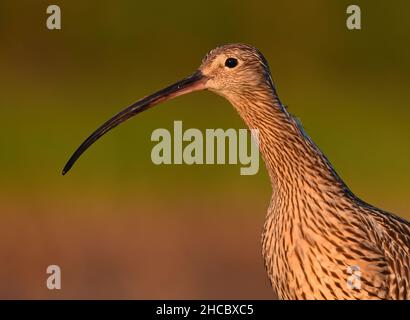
[63,43,410,300]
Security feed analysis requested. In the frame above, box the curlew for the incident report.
[63,44,410,300]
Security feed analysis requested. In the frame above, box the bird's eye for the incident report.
[225,58,238,68]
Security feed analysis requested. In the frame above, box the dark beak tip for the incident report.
[62,164,70,175]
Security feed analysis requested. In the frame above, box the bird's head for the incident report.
[199,43,274,99]
[62,43,274,175]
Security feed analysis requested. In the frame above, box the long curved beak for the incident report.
[62,70,206,175]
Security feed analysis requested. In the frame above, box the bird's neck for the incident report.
[227,88,349,203]
[226,85,370,300]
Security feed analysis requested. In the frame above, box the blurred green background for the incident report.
[0,0,409,299]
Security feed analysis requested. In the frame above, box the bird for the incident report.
[63,43,410,300]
